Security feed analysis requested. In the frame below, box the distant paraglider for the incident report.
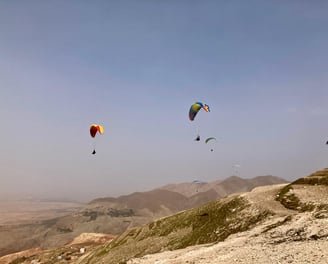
[90,124,104,154]
[192,180,206,193]
[232,164,241,176]
[189,102,210,141]
[205,137,216,151]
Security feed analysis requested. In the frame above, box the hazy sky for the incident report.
[1,1,328,202]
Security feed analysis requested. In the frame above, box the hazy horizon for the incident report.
[1,1,328,202]
[0,174,288,203]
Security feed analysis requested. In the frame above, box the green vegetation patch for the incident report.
[293,177,328,186]
[276,168,328,211]
[292,169,328,186]
[276,185,315,212]
[9,256,27,264]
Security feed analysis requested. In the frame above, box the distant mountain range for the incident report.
[159,175,287,197]
[0,175,287,257]
[90,175,288,213]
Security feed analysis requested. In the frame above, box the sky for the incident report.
[1,1,328,202]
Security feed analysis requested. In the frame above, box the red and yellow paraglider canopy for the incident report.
[90,124,104,138]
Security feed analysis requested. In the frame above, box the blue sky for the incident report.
[1,1,328,201]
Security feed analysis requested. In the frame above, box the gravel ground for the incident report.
[128,237,328,264]
[128,216,328,264]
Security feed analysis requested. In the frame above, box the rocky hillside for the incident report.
[4,169,328,263]
[0,175,286,258]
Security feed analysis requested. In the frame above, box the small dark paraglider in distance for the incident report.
[205,137,216,152]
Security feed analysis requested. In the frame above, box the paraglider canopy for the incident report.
[205,137,216,144]
[189,102,210,121]
[90,124,104,138]
[193,180,204,184]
